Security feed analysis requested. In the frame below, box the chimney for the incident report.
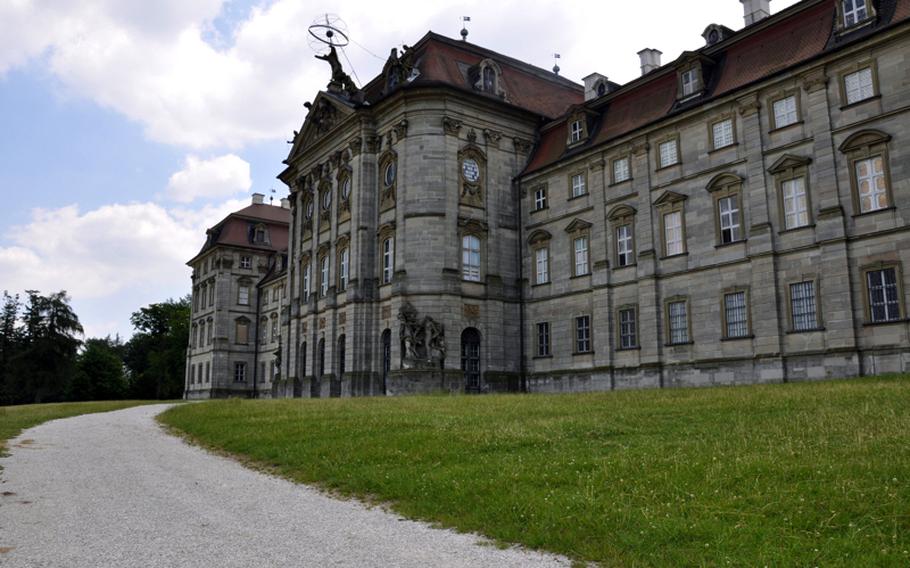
[740,0,771,26]
[280,198,290,209]
[582,72,609,101]
[251,192,264,205]
[637,48,662,76]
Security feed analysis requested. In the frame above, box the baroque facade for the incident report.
[186,0,910,398]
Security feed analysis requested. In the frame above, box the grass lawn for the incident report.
[160,377,910,566]
[1,400,161,458]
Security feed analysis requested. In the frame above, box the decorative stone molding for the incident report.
[483,128,502,147]
[631,137,649,156]
[377,150,397,212]
[512,137,533,154]
[443,116,463,136]
[588,159,606,171]
[365,135,381,154]
[457,216,489,235]
[457,144,486,209]
[736,93,761,117]
[800,67,828,93]
[467,129,477,144]
[392,119,409,141]
[463,304,480,319]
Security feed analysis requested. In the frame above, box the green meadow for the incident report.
[161,377,910,566]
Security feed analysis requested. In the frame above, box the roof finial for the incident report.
[461,16,470,41]
[552,53,561,75]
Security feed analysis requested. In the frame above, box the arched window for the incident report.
[235,318,249,345]
[482,66,495,92]
[461,328,482,392]
[462,235,481,281]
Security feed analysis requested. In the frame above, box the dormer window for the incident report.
[681,68,699,97]
[843,0,868,27]
[570,120,583,143]
[482,67,495,92]
[252,224,269,245]
[473,59,506,99]
[596,82,607,97]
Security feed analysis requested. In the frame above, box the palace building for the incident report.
[185,0,910,399]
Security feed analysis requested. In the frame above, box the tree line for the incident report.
[0,290,189,405]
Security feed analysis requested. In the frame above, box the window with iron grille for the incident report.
[575,316,591,353]
[668,300,689,344]
[790,281,818,331]
[866,268,900,323]
[724,291,749,338]
[619,308,637,349]
[536,322,550,356]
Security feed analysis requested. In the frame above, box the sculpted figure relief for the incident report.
[398,302,446,368]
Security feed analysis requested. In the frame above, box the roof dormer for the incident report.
[702,24,734,46]
[565,107,598,147]
[471,58,507,100]
[675,52,714,103]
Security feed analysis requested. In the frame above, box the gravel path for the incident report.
[0,404,569,567]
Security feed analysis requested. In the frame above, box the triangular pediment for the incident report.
[286,92,356,162]
[768,154,811,174]
[653,190,687,207]
[564,218,593,234]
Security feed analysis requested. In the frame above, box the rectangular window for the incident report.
[534,186,547,210]
[844,0,869,27]
[382,238,394,284]
[462,235,481,281]
[782,177,810,229]
[238,285,250,306]
[236,320,249,344]
[207,321,213,345]
[570,120,582,143]
[575,316,591,353]
[271,318,279,342]
[240,256,252,269]
[616,224,633,267]
[619,308,637,349]
[190,364,195,385]
[303,263,310,299]
[573,237,589,275]
[613,157,630,183]
[855,156,888,213]
[339,248,349,291]
[208,284,215,307]
[658,140,679,168]
[845,67,874,105]
[536,322,550,356]
[790,281,819,331]
[320,256,329,296]
[681,69,699,97]
[664,211,684,256]
[712,119,734,149]
[205,362,210,383]
[772,96,798,129]
[718,196,741,244]
[571,174,586,198]
[272,288,279,302]
[724,291,749,338]
[535,247,549,284]
[234,362,246,383]
[668,300,689,344]
[866,267,900,323]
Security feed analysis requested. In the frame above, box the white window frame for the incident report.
[668,300,689,345]
[534,186,547,210]
[462,235,481,282]
[664,211,684,256]
[658,139,679,168]
[320,256,329,296]
[571,173,586,198]
[843,0,869,27]
[844,67,874,105]
[782,177,810,229]
[535,247,549,284]
[619,307,637,349]
[681,68,699,97]
[855,155,888,213]
[613,157,630,184]
[382,238,394,284]
[570,120,583,143]
[234,362,246,383]
[712,119,734,150]
[303,263,311,299]
[573,236,589,276]
[616,224,633,267]
[718,195,741,244]
[772,96,798,129]
[339,248,349,291]
[238,285,250,306]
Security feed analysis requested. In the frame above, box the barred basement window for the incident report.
[667,300,689,344]
[724,291,749,338]
[536,322,550,356]
[619,308,637,349]
[234,362,246,383]
[535,247,549,284]
[866,267,901,323]
[575,316,591,353]
[790,281,819,331]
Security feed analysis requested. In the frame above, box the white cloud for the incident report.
[0,198,248,338]
[0,1,801,150]
[166,154,252,203]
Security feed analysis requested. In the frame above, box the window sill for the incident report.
[708,142,739,155]
[608,178,632,188]
[572,351,594,356]
[778,223,816,235]
[852,206,895,218]
[570,272,592,280]
[863,318,908,327]
[840,94,881,111]
[769,120,804,134]
[613,262,637,271]
[533,354,553,360]
[530,206,549,214]
[721,334,755,342]
[835,17,877,35]
[660,252,689,260]
[715,239,747,249]
[616,345,641,352]
[665,341,693,347]
[568,193,589,202]
[531,281,551,288]
[786,327,825,334]
[655,162,681,172]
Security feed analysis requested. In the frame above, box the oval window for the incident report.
[322,190,332,210]
[383,162,396,187]
[341,178,351,200]
[305,200,314,219]
[462,158,480,183]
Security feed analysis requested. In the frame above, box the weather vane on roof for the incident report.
[308,14,361,99]
[461,16,470,41]
[553,53,561,75]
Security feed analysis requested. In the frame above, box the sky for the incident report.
[0,0,800,340]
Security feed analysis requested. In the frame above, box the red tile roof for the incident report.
[188,203,289,264]
[524,0,910,175]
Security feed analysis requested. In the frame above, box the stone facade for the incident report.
[187,0,910,398]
